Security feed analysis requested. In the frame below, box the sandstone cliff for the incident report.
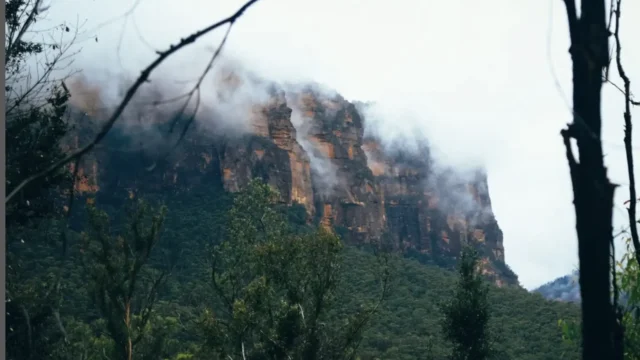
[65,81,518,287]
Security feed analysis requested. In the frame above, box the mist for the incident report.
[39,0,640,289]
[287,101,340,199]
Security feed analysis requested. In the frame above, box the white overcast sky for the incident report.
[40,0,640,289]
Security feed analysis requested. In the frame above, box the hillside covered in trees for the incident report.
[9,181,578,359]
[8,180,580,360]
[12,0,640,359]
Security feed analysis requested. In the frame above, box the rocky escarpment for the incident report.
[287,90,387,244]
[217,89,315,216]
[65,80,518,287]
[368,146,511,285]
[363,139,506,263]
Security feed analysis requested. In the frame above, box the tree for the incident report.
[611,3,640,356]
[5,0,82,227]
[5,218,74,360]
[4,2,85,358]
[199,179,389,360]
[560,235,640,360]
[610,0,640,266]
[441,246,492,360]
[613,235,640,360]
[81,199,172,360]
[560,1,618,358]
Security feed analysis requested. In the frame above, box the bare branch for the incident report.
[131,12,158,53]
[6,44,80,116]
[561,127,579,190]
[76,0,141,43]
[612,0,640,267]
[604,78,640,106]
[6,12,85,122]
[6,0,262,204]
[142,22,235,172]
[168,23,233,135]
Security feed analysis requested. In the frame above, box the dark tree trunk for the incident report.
[561,1,617,359]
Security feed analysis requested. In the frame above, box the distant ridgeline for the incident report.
[532,271,581,303]
[533,270,633,305]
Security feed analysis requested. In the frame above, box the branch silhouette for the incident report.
[145,21,235,171]
[605,78,640,106]
[613,0,640,266]
[6,0,262,204]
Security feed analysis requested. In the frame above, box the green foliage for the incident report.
[617,237,640,360]
[82,200,172,360]
[1,3,587,359]
[440,246,493,360]
[278,201,309,229]
[339,247,580,360]
[200,179,388,360]
[5,218,74,360]
[5,86,71,224]
[557,237,640,360]
[7,178,582,360]
[5,0,73,227]
[557,318,582,358]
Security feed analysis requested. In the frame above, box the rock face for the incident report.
[66,82,518,286]
[288,90,387,244]
[218,89,315,216]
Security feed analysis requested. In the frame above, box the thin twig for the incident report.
[604,78,640,106]
[5,0,44,63]
[6,10,83,118]
[6,0,261,203]
[168,23,233,134]
[613,0,640,265]
[147,21,235,169]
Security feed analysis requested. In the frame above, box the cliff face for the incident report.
[288,90,387,244]
[66,83,518,287]
[218,89,315,216]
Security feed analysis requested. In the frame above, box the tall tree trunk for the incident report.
[561,1,616,360]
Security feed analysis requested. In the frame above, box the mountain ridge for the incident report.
[533,270,581,303]
[64,74,519,286]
